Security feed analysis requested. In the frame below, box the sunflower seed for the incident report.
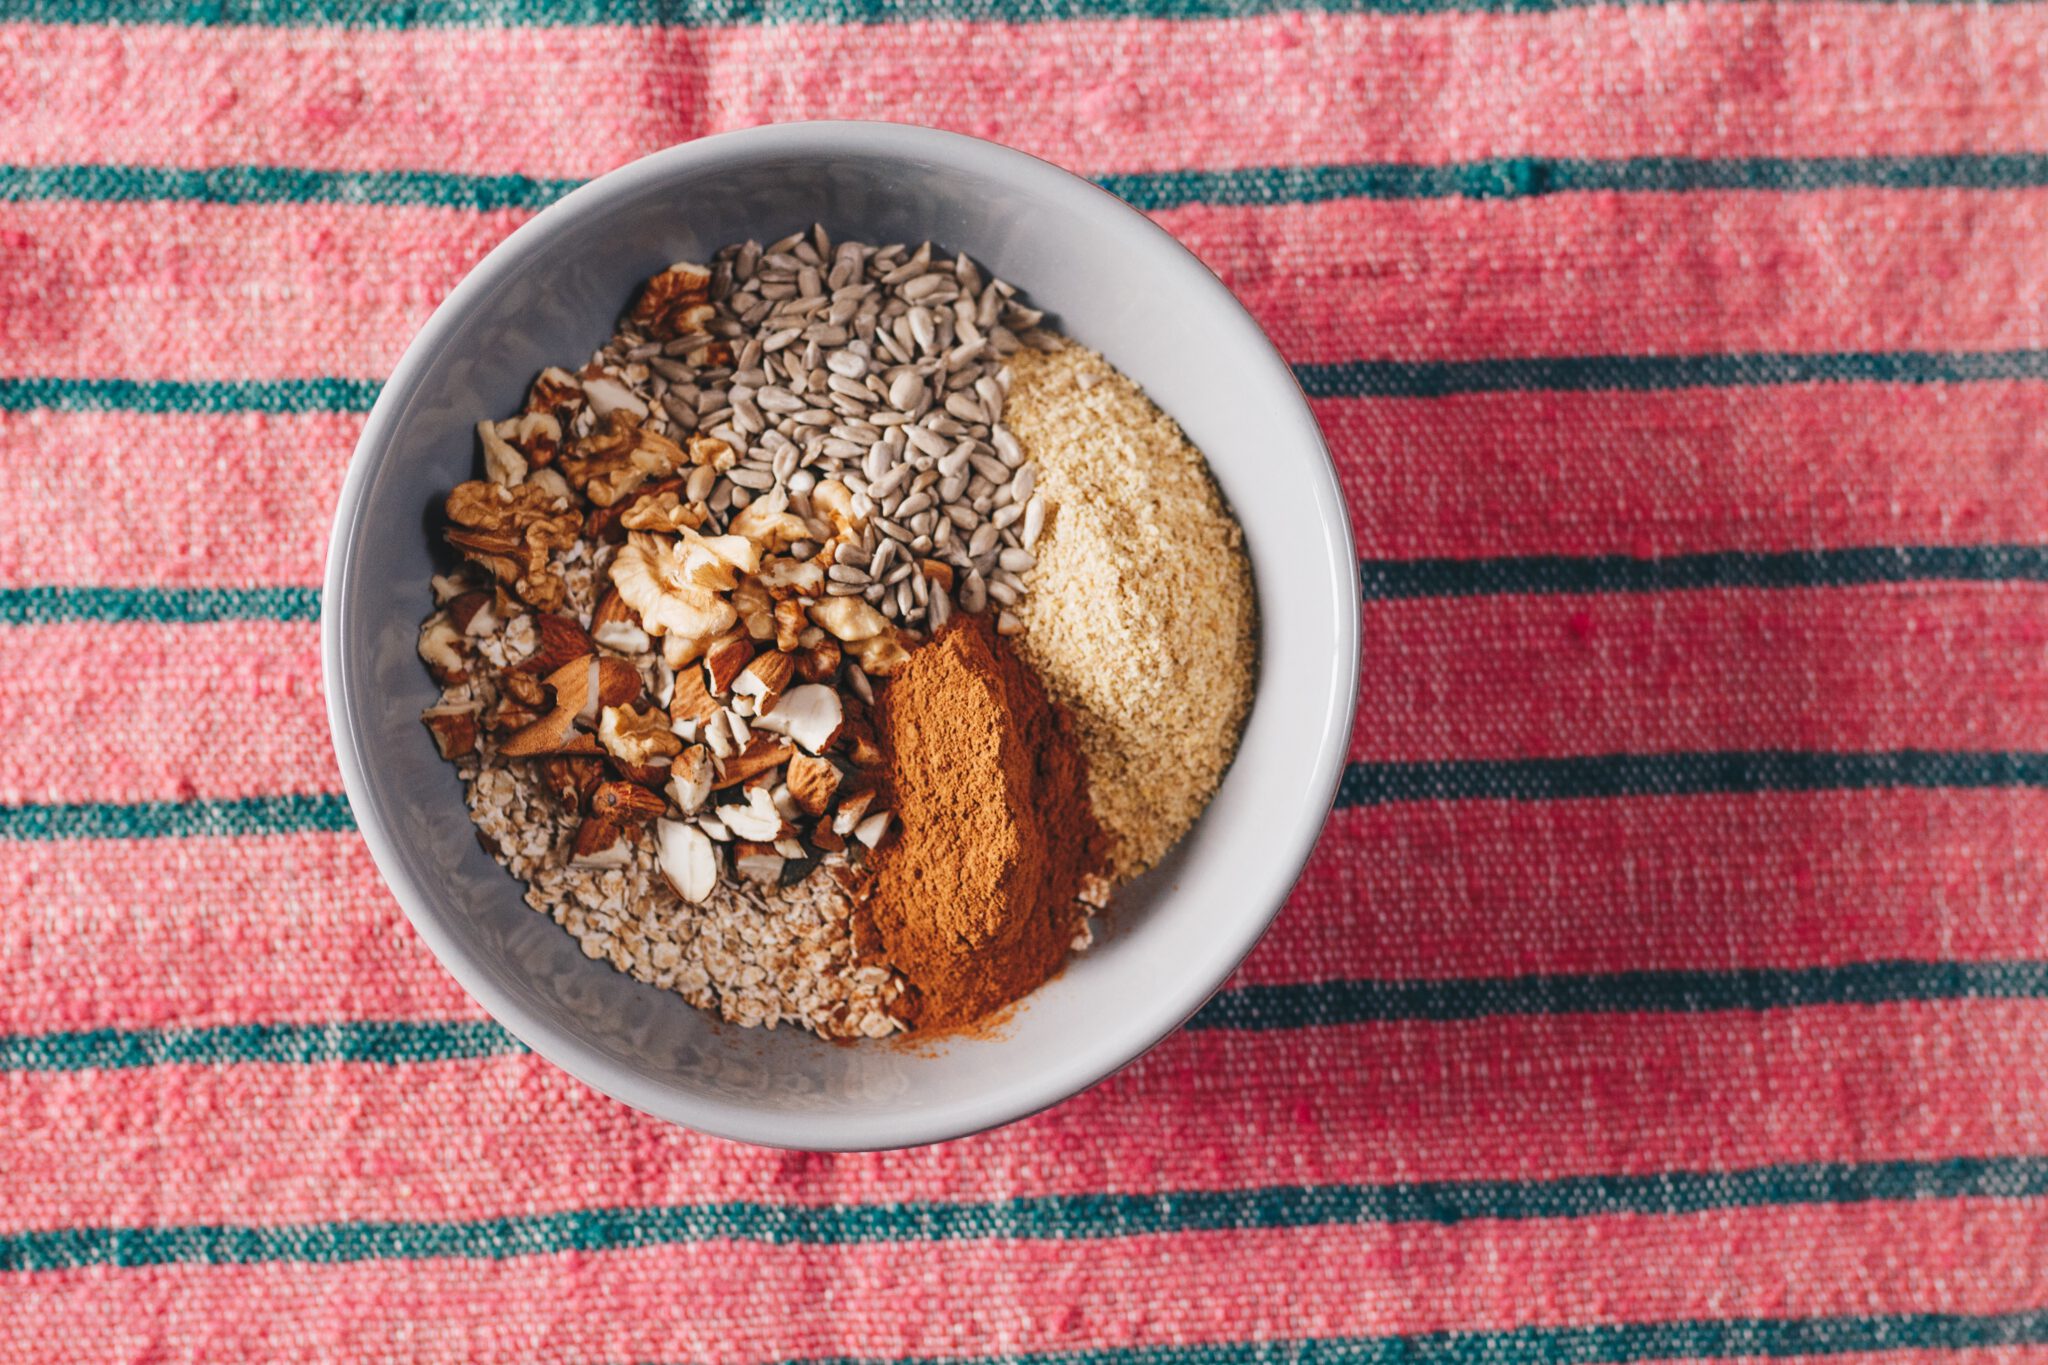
[887,369,923,411]
[999,548,1036,573]
[729,466,775,490]
[868,462,914,500]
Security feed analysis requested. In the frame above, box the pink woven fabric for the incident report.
[6,4,2048,1361]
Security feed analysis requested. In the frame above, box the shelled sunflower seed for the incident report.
[581,228,1061,633]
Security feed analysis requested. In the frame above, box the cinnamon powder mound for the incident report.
[862,617,1107,1033]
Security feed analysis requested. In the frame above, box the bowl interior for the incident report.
[326,124,1358,1149]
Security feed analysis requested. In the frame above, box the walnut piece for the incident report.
[629,262,715,341]
[558,412,689,508]
[443,481,581,612]
[610,533,738,649]
[620,490,709,534]
[599,701,684,767]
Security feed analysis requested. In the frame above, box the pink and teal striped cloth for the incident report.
[9,2,2048,1360]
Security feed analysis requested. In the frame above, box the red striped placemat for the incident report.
[6,2,2048,1359]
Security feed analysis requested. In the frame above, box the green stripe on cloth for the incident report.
[0,164,582,213]
[1338,751,2048,806]
[4,1159,2044,1268]
[9,153,2048,214]
[0,586,321,625]
[5,960,2043,1075]
[8,0,2034,27]
[7,753,2048,841]
[1298,349,2048,397]
[11,349,2048,418]
[1201,961,2048,1030]
[6,544,2045,629]
[0,793,355,841]
[0,376,381,414]
[1108,152,2048,207]
[775,1311,2048,1365]
[1360,545,2048,598]
[0,1020,522,1071]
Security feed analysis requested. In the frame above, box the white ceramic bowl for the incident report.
[323,122,1359,1150]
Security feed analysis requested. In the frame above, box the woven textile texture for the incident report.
[7,2,2048,1360]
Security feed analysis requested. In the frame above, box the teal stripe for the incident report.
[0,1020,520,1071]
[0,585,320,625]
[6,960,2043,1074]
[759,1312,2048,1365]
[0,793,354,840]
[10,752,2048,840]
[1298,349,2048,397]
[1106,151,2048,207]
[8,0,2035,29]
[10,153,2048,214]
[1199,960,2048,1030]
[14,349,2048,418]
[0,163,580,213]
[9,542,2048,628]
[0,376,380,414]
[3,1158,2044,1269]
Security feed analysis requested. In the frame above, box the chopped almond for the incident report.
[711,734,797,789]
[784,752,843,816]
[703,633,754,694]
[589,780,666,826]
[421,706,478,760]
[731,650,796,713]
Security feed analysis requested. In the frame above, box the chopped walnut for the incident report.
[620,490,709,534]
[559,412,687,508]
[599,701,684,767]
[525,367,585,426]
[727,485,810,553]
[610,533,738,648]
[629,262,715,340]
[443,481,581,612]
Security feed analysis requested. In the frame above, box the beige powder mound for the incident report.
[1005,345,1257,879]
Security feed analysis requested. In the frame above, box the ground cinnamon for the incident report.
[861,616,1107,1032]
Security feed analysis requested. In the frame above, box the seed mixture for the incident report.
[418,227,1254,1038]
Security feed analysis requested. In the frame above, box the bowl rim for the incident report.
[323,119,1361,1150]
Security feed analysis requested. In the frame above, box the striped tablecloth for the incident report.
[8,4,2048,1361]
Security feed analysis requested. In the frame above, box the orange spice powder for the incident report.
[859,616,1107,1033]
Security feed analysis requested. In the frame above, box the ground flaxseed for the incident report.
[1005,346,1257,879]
